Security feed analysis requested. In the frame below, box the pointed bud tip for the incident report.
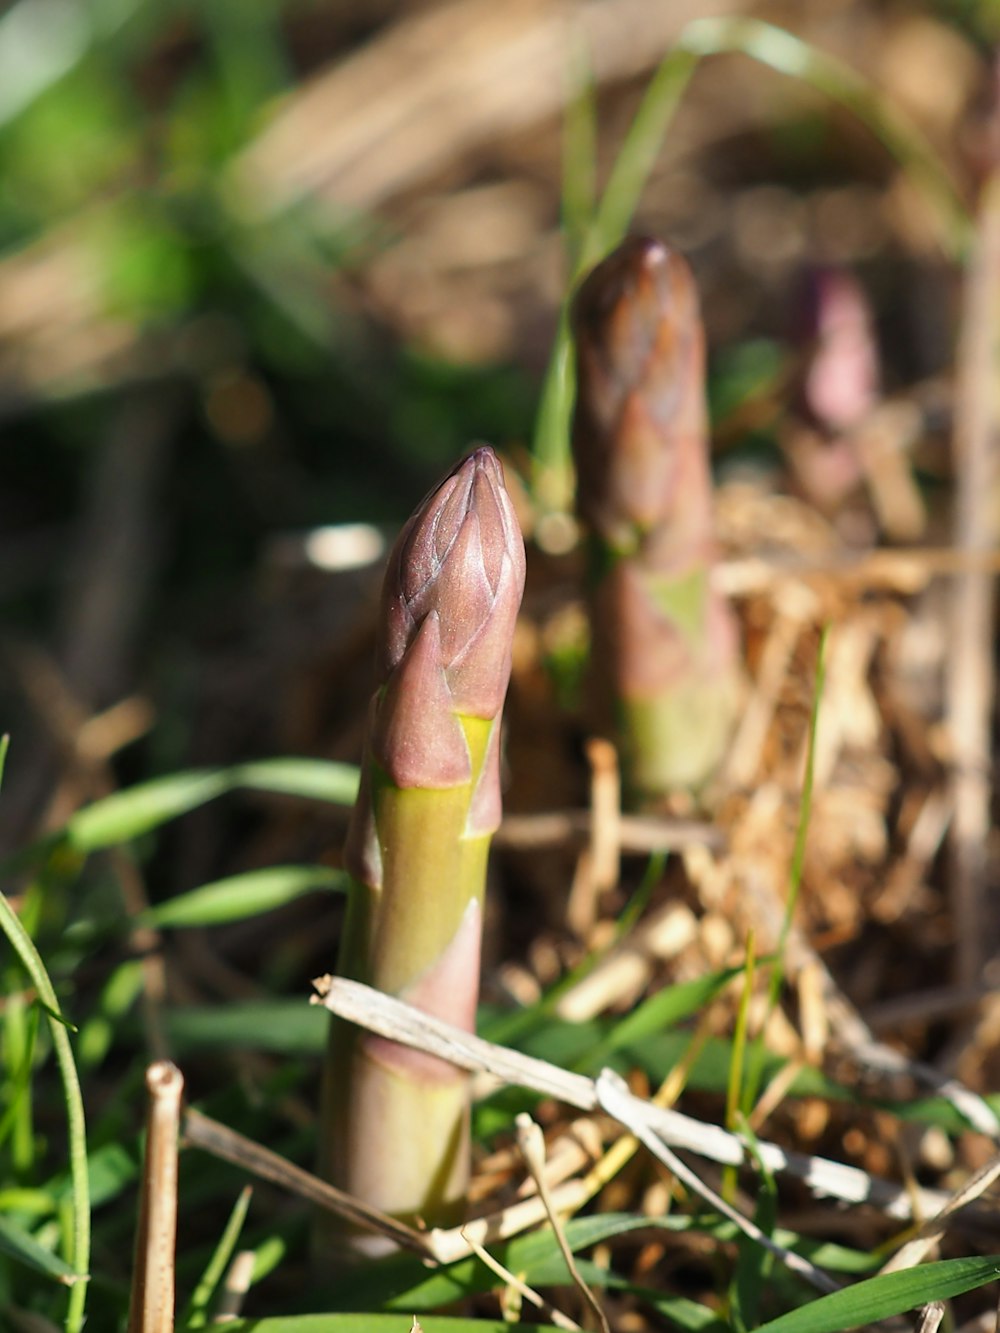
[377,444,525,723]
[570,236,709,547]
[447,444,503,487]
[571,236,697,348]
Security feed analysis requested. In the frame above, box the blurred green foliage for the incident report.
[0,0,537,641]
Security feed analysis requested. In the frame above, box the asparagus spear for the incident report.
[321,446,525,1244]
[571,236,738,801]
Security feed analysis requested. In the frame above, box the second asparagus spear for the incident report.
[572,236,739,801]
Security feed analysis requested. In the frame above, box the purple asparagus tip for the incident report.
[379,446,526,721]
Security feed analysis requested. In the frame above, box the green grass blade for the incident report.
[754,1254,1000,1333]
[181,1185,253,1328]
[625,1288,726,1331]
[331,1211,871,1315]
[678,17,971,260]
[143,865,348,929]
[78,959,145,1069]
[0,889,89,1331]
[232,758,360,804]
[723,936,756,1213]
[730,1116,778,1329]
[185,1319,558,1333]
[0,1187,55,1215]
[532,45,696,514]
[67,769,234,849]
[725,936,755,1140]
[166,999,327,1055]
[399,1211,741,1307]
[593,47,699,254]
[82,1139,139,1209]
[562,33,598,264]
[0,1214,79,1285]
[66,759,359,852]
[580,964,744,1070]
[0,990,38,1170]
[531,316,576,513]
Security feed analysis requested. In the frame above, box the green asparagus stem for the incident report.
[320,446,525,1246]
[571,236,739,801]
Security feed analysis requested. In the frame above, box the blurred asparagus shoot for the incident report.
[533,16,969,523]
[320,447,525,1245]
[571,236,738,802]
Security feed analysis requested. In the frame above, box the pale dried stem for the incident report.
[183,1108,436,1259]
[879,1151,1000,1275]
[915,1303,947,1333]
[723,603,806,788]
[946,167,1000,985]
[748,1060,809,1135]
[495,809,719,853]
[875,787,954,929]
[440,1178,595,1264]
[586,738,621,893]
[314,976,958,1222]
[127,1062,184,1333]
[717,546,1000,598]
[460,1227,582,1332]
[594,1068,839,1294]
[516,1114,611,1333]
[213,1251,256,1324]
[189,1089,599,1267]
[567,736,622,938]
[186,977,999,1273]
[851,402,926,542]
[554,901,698,1023]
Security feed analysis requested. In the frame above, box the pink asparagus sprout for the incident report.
[799,265,879,435]
[321,446,525,1244]
[571,236,739,800]
[785,266,880,505]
